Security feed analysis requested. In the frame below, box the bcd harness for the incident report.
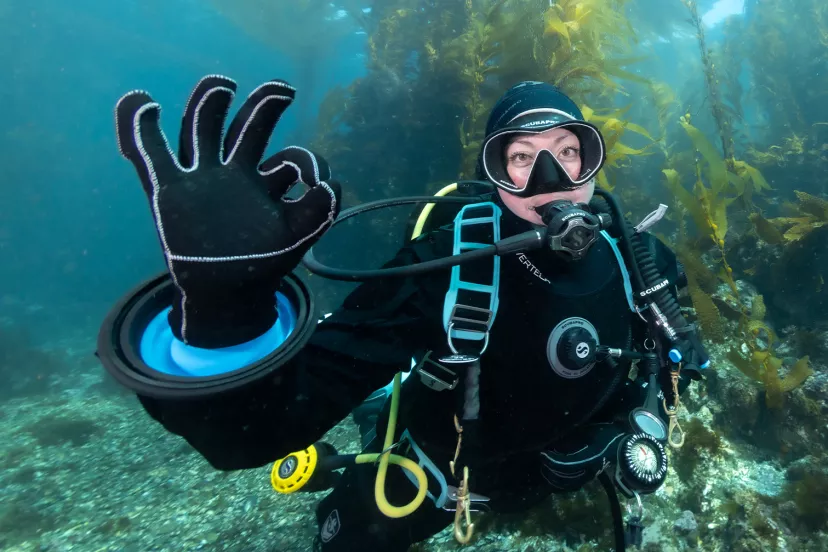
[272,186,710,551]
[409,199,659,548]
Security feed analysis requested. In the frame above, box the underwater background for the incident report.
[1,0,827,550]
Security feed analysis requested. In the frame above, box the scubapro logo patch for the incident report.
[639,279,668,297]
[546,317,598,379]
[320,509,341,543]
[521,119,559,128]
[279,456,296,478]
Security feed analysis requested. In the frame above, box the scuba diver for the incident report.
[99,75,709,552]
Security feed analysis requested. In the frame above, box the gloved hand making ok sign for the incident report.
[115,75,341,349]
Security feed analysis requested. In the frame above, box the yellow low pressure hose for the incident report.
[411,183,459,238]
[273,183,463,518]
[355,372,427,517]
[360,184,460,517]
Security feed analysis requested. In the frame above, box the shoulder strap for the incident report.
[600,231,638,315]
[442,202,502,355]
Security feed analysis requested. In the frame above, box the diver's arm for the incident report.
[134,249,430,470]
[102,75,407,470]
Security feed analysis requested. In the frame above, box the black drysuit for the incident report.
[137,205,684,551]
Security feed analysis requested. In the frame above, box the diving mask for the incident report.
[481,110,606,196]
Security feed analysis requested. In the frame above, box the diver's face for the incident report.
[498,128,594,225]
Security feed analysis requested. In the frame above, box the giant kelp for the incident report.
[662,122,814,407]
[309,0,656,199]
[662,144,812,408]
[662,116,741,298]
[312,0,479,199]
[726,295,812,409]
[647,80,680,158]
[658,110,812,406]
[674,1,772,210]
[741,0,828,195]
[582,104,655,192]
[757,191,828,243]
[747,191,828,327]
[656,2,779,343]
[681,0,737,169]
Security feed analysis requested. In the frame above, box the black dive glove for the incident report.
[115,75,341,348]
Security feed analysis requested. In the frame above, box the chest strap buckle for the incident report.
[415,351,480,392]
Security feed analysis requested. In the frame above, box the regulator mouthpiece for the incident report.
[540,200,611,261]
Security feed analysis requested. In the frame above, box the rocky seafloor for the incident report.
[2,303,828,552]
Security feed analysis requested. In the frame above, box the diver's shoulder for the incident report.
[636,231,678,275]
[638,231,675,256]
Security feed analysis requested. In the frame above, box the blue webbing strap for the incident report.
[601,230,636,315]
[442,202,502,354]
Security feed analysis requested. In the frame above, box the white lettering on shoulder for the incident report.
[517,254,551,284]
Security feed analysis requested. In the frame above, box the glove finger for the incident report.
[284,180,341,244]
[115,90,181,196]
[224,79,295,169]
[259,146,332,200]
[178,75,237,168]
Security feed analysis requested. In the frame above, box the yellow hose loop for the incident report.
[366,371,430,518]
[411,183,459,239]
[270,183,465,517]
[355,452,429,518]
[360,183,461,518]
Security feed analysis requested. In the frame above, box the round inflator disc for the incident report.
[271,446,318,494]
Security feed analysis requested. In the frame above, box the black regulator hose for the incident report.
[592,189,691,342]
[574,355,626,428]
[302,181,547,281]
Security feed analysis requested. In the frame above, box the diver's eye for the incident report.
[559,146,580,160]
[508,151,534,168]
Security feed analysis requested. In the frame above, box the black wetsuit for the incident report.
[138,204,682,551]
